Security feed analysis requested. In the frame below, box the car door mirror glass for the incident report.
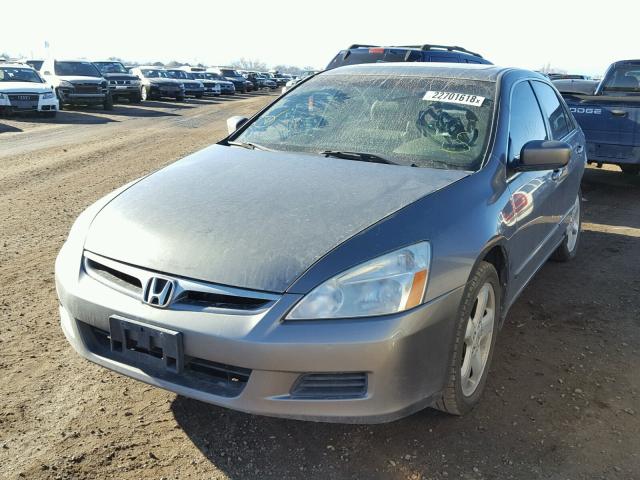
[515,140,571,171]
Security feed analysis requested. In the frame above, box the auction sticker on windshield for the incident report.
[423,91,485,107]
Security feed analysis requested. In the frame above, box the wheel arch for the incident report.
[469,238,510,326]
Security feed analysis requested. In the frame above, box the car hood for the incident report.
[0,82,51,93]
[84,145,468,293]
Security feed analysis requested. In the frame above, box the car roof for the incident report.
[323,62,532,82]
[0,63,36,69]
[135,65,165,69]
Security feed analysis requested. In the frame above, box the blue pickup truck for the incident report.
[557,60,640,175]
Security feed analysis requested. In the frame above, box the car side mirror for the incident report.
[227,116,248,135]
[514,140,571,171]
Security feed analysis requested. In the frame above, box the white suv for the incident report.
[0,63,59,117]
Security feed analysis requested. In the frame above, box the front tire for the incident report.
[103,94,114,111]
[130,92,142,103]
[175,93,185,101]
[551,191,582,262]
[620,164,640,175]
[434,261,501,416]
[140,85,149,101]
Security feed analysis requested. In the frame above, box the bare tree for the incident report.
[230,58,268,71]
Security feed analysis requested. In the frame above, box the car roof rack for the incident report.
[346,44,483,58]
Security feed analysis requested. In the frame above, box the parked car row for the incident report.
[0,58,292,117]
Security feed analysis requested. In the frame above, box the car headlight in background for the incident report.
[179,83,185,90]
[42,92,55,99]
[130,79,140,85]
[0,92,6,100]
[287,242,431,320]
[58,80,75,89]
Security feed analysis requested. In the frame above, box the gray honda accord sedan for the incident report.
[55,63,585,423]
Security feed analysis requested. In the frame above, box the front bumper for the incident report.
[184,87,205,97]
[61,93,107,105]
[108,85,140,96]
[0,95,59,113]
[55,246,462,423]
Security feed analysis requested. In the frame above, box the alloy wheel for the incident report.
[460,283,496,397]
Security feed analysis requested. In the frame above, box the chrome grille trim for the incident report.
[83,251,280,313]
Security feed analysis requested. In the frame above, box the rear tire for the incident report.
[175,94,185,102]
[434,261,501,416]
[620,164,640,175]
[195,93,203,99]
[551,191,582,262]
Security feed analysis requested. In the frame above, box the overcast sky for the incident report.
[2,0,639,75]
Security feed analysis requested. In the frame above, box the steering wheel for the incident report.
[417,103,479,151]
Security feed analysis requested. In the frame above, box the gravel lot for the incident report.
[1,93,639,480]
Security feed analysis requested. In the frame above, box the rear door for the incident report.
[530,81,583,218]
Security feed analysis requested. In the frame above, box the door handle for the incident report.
[575,145,584,154]
[611,109,628,117]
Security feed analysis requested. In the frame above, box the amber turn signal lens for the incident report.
[405,269,428,309]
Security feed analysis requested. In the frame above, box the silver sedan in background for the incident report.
[56,63,585,423]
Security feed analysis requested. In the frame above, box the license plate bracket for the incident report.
[109,316,184,374]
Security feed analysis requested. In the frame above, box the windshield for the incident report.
[234,73,496,170]
[0,67,43,83]
[191,72,207,80]
[94,62,128,74]
[601,63,640,94]
[221,69,240,77]
[165,70,190,80]
[54,61,101,77]
[141,69,168,78]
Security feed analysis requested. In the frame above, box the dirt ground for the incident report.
[1,93,638,480]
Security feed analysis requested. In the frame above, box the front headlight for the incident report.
[59,80,75,88]
[287,242,431,320]
[0,92,6,100]
[42,91,55,99]
[130,79,140,85]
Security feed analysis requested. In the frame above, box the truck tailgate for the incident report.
[564,94,640,161]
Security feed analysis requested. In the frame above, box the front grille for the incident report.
[83,252,277,312]
[110,80,131,85]
[73,83,101,94]
[80,322,250,397]
[290,373,368,399]
[175,290,270,310]
[85,257,142,294]
[8,94,38,102]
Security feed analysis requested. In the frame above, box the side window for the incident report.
[531,81,572,139]
[509,82,548,162]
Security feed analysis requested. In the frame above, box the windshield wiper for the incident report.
[227,140,272,151]
[320,150,398,165]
